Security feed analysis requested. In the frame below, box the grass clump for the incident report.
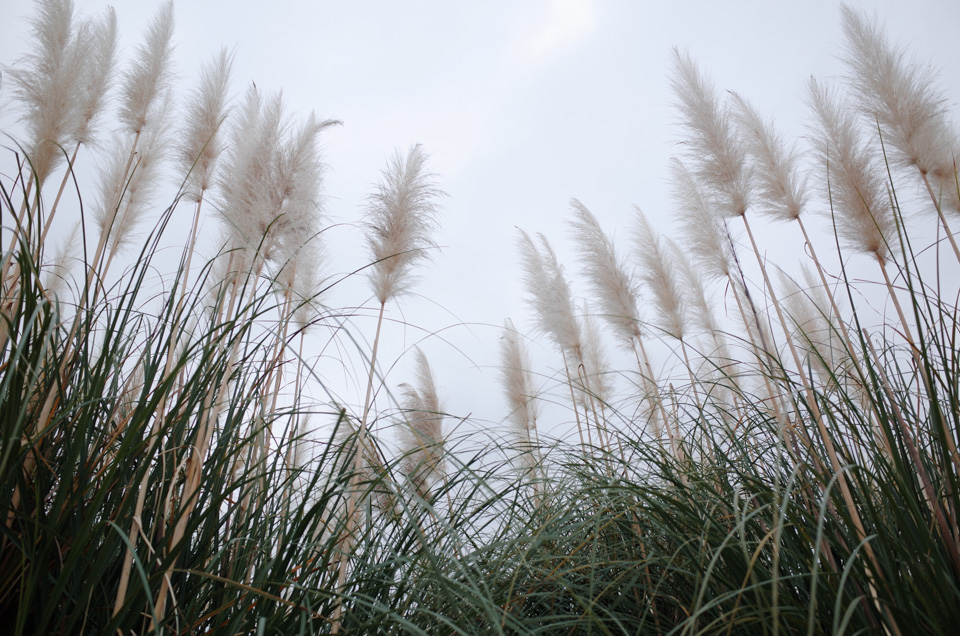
[2,1,960,634]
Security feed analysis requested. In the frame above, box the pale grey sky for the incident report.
[2,0,959,448]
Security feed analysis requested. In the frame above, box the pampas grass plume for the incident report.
[72,7,118,148]
[218,86,285,258]
[731,92,808,222]
[808,78,894,262]
[8,0,85,184]
[517,229,583,359]
[398,348,445,486]
[365,144,444,304]
[120,1,174,135]
[179,48,233,201]
[670,158,734,282]
[500,318,540,461]
[567,199,643,346]
[270,112,339,252]
[670,48,751,218]
[99,96,171,255]
[841,4,959,212]
[579,304,614,407]
[633,207,688,341]
[779,265,846,386]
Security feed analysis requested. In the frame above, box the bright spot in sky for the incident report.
[520,0,599,66]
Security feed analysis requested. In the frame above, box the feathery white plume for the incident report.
[499,318,540,473]
[579,305,615,408]
[667,239,719,338]
[270,112,338,257]
[119,1,174,135]
[218,85,282,260]
[179,48,233,201]
[72,8,117,148]
[808,79,894,262]
[667,238,736,376]
[517,229,583,360]
[670,158,735,282]
[8,0,86,184]
[670,48,751,218]
[98,95,171,256]
[731,93,808,222]
[218,87,337,270]
[365,145,444,304]
[567,199,643,346]
[632,208,688,341]
[290,247,324,334]
[841,5,959,212]
[398,348,445,488]
[267,111,338,318]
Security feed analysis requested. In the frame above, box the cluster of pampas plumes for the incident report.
[3,1,960,634]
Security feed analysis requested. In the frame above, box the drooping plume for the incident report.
[365,145,445,304]
[808,79,894,262]
[670,48,751,218]
[841,4,959,212]
[290,247,324,334]
[567,199,643,346]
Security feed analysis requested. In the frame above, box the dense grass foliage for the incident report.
[2,1,960,634]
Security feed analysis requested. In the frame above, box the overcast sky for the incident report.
[2,0,959,449]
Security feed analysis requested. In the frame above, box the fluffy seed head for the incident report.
[9,0,88,184]
[218,87,336,270]
[218,85,282,260]
[398,348,445,487]
[179,48,233,201]
[120,1,174,135]
[365,145,445,304]
[633,208,688,341]
[270,112,338,253]
[72,8,118,148]
[579,305,614,407]
[667,238,719,338]
[517,229,583,361]
[808,78,894,262]
[780,266,847,387]
[670,158,735,281]
[99,96,171,256]
[567,199,643,346]
[670,48,751,218]
[731,93,808,222]
[841,4,959,214]
[499,318,540,462]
